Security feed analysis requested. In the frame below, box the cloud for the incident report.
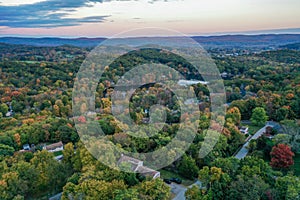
[0,0,109,28]
[0,0,180,28]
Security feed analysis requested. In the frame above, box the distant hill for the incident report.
[192,34,300,48]
[0,34,300,48]
[0,37,106,47]
[280,42,300,50]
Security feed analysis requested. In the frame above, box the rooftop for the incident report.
[45,141,63,151]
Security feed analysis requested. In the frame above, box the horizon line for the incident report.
[0,27,300,39]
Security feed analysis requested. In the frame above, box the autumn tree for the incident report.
[197,166,231,200]
[226,107,241,125]
[185,185,203,200]
[270,144,294,169]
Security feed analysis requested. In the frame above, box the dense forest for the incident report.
[0,42,299,200]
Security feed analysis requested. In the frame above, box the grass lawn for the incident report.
[293,154,300,176]
[53,150,63,157]
[242,124,264,135]
[159,169,194,186]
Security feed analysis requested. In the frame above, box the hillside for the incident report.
[1,34,300,49]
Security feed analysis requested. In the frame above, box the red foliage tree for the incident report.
[270,144,294,169]
[77,116,86,123]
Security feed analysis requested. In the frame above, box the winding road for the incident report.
[235,122,275,160]
[172,181,202,200]
[172,122,279,199]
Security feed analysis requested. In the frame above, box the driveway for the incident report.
[235,122,275,160]
[171,181,202,200]
[49,192,62,200]
[171,183,187,200]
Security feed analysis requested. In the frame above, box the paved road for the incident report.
[235,122,275,160]
[172,181,202,200]
[49,192,62,200]
[172,183,187,200]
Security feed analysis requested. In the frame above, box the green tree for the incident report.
[136,179,170,200]
[228,175,269,200]
[250,107,268,126]
[0,144,15,156]
[114,188,139,200]
[275,175,300,200]
[281,120,300,153]
[210,157,240,177]
[178,154,199,179]
[0,103,9,116]
[30,150,69,195]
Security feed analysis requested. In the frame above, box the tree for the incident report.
[114,188,139,200]
[280,120,300,153]
[228,175,269,200]
[0,144,15,156]
[0,103,9,116]
[198,166,223,188]
[13,133,21,148]
[185,185,203,200]
[210,157,239,177]
[178,154,199,179]
[30,150,69,195]
[270,144,294,169]
[273,134,291,145]
[62,142,75,169]
[226,107,241,125]
[275,107,289,121]
[136,179,170,200]
[250,107,268,126]
[239,156,272,179]
[230,100,248,120]
[0,172,25,200]
[275,175,300,200]
[11,161,39,197]
[62,179,127,200]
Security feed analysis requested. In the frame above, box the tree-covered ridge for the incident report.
[0,43,299,199]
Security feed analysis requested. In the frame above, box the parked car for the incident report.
[163,179,172,184]
[170,177,182,184]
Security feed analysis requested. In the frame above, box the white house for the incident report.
[118,154,160,179]
[239,126,249,134]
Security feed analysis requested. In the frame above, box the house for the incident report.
[44,141,64,153]
[23,144,30,151]
[135,166,161,179]
[5,111,13,117]
[221,72,228,78]
[118,154,160,179]
[264,126,275,139]
[142,118,150,124]
[265,126,273,135]
[239,126,249,134]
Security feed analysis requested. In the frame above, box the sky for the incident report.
[0,0,299,37]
